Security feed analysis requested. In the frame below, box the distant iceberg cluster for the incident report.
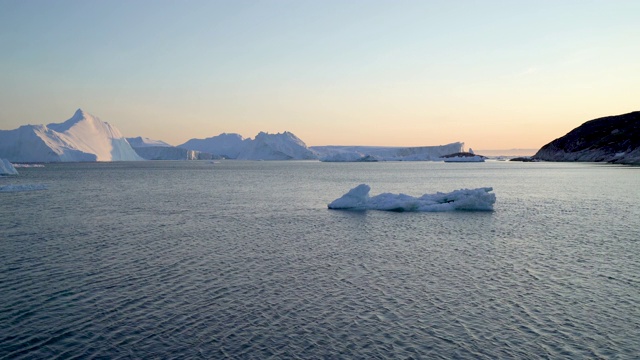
[1,108,474,162]
[328,184,496,212]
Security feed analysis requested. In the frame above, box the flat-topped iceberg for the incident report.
[328,184,495,212]
[313,143,464,162]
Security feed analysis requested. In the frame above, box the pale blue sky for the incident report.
[1,0,638,148]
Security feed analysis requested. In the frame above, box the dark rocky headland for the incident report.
[534,111,640,165]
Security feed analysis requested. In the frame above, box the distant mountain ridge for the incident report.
[534,111,640,164]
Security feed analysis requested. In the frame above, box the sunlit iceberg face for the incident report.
[328,184,495,212]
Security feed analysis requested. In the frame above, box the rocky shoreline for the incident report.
[534,111,640,165]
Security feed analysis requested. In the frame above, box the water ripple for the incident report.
[1,162,639,359]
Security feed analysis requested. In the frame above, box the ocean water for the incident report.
[1,161,639,359]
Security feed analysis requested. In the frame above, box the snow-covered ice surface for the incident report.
[0,184,47,192]
[1,159,19,175]
[237,131,317,160]
[179,133,249,159]
[0,109,142,162]
[131,146,215,160]
[126,136,173,148]
[328,184,496,212]
[180,131,316,160]
[317,150,383,162]
[312,143,464,162]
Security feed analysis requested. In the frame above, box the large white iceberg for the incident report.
[328,184,496,212]
[237,131,317,160]
[180,131,317,160]
[0,109,143,162]
[179,133,249,159]
[1,159,18,175]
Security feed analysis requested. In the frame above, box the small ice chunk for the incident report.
[0,159,19,175]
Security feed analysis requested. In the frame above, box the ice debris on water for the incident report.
[328,184,495,212]
[0,184,48,192]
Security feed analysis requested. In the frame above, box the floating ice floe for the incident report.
[13,164,45,168]
[0,184,48,192]
[328,184,495,212]
[1,159,19,175]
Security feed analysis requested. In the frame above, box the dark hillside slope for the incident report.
[534,111,640,164]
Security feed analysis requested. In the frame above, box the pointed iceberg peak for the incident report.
[48,108,100,132]
[1,109,142,162]
[68,108,92,122]
[69,108,95,122]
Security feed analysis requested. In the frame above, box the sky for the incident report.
[0,0,638,149]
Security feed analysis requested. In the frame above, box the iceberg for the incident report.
[0,184,47,192]
[0,109,143,162]
[126,136,218,160]
[180,131,317,160]
[328,184,496,212]
[130,145,217,160]
[312,143,464,162]
[1,159,19,175]
[318,150,382,162]
[12,164,45,168]
[236,131,317,160]
[126,136,173,148]
[179,133,249,159]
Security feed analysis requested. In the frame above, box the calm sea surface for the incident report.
[1,161,639,359]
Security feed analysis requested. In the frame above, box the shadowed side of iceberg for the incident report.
[1,159,19,175]
[328,184,496,212]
